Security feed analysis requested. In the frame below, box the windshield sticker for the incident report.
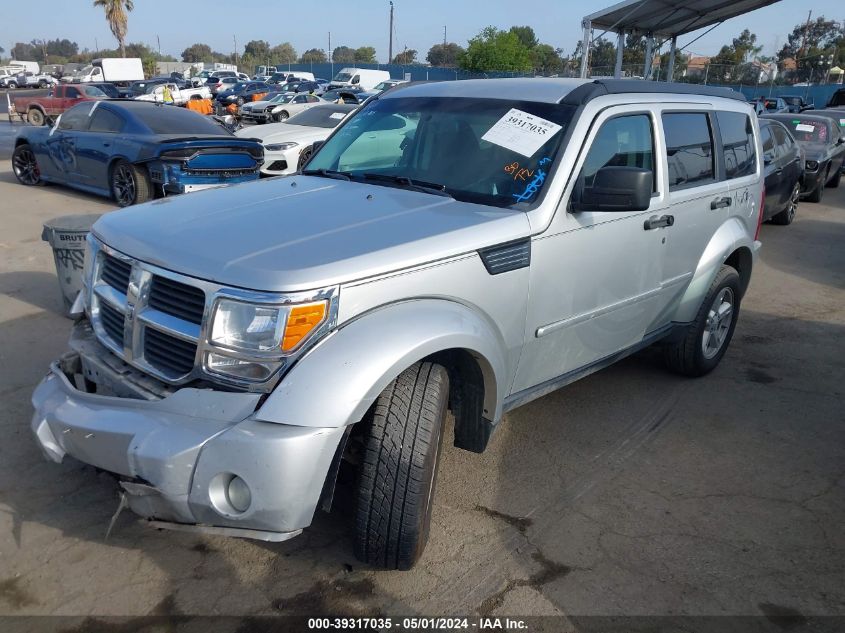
[482,108,562,158]
[329,112,346,120]
[839,119,845,127]
[795,123,815,133]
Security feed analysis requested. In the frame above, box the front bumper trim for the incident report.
[147,519,302,542]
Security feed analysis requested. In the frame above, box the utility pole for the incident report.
[233,35,238,68]
[156,35,161,58]
[388,1,394,64]
[329,31,333,77]
[95,37,98,55]
[444,26,447,47]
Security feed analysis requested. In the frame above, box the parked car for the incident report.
[5,71,58,88]
[235,102,357,174]
[85,82,122,99]
[13,83,106,126]
[127,78,169,97]
[215,81,269,106]
[762,113,845,202]
[238,92,324,124]
[267,72,315,86]
[205,75,240,96]
[825,88,845,108]
[252,75,272,82]
[280,80,324,95]
[30,79,763,570]
[321,87,366,104]
[758,119,803,225]
[12,100,263,206]
[778,95,814,113]
[371,79,409,92]
[134,82,212,105]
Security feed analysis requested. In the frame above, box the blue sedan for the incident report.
[11,100,263,206]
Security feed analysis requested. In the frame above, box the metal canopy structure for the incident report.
[579,0,783,81]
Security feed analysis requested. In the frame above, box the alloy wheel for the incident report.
[787,184,799,222]
[113,164,136,206]
[13,147,40,185]
[701,287,735,360]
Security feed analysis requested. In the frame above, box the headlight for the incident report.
[210,299,287,352]
[805,160,819,172]
[264,142,299,151]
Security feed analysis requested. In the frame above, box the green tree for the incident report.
[509,26,538,50]
[531,43,563,75]
[333,46,356,63]
[778,17,845,82]
[460,26,533,73]
[271,43,297,65]
[243,40,271,61]
[709,29,762,82]
[92,0,134,58]
[426,42,464,67]
[181,43,212,63]
[392,49,417,64]
[354,46,377,63]
[299,48,327,63]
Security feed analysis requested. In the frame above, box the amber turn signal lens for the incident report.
[282,301,327,351]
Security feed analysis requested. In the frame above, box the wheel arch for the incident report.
[254,299,508,453]
[673,218,756,323]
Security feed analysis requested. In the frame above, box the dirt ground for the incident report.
[0,158,843,623]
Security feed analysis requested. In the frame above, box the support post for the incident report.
[643,34,654,80]
[580,20,591,78]
[615,30,625,79]
[666,35,677,83]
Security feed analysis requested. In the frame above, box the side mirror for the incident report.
[311,140,325,154]
[763,154,774,165]
[571,167,653,213]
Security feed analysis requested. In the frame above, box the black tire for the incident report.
[27,108,45,127]
[663,265,741,377]
[807,168,828,203]
[7,81,17,90]
[297,146,313,170]
[275,110,289,122]
[771,182,798,225]
[111,160,151,207]
[12,143,46,186]
[38,80,48,88]
[236,96,245,106]
[354,362,450,570]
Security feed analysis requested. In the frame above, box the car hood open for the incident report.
[92,176,530,292]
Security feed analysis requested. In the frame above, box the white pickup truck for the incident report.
[134,82,211,105]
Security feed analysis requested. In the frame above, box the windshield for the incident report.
[373,81,393,91]
[333,72,352,82]
[78,65,94,76]
[306,97,575,208]
[135,106,231,135]
[80,85,107,97]
[786,119,830,143]
[287,105,354,128]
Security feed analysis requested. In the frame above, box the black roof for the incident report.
[562,79,745,106]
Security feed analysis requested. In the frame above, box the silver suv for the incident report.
[31,79,763,569]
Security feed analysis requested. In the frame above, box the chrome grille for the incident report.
[144,328,197,377]
[148,276,205,324]
[101,254,131,292]
[99,301,125,345]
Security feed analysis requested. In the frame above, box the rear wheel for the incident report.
[111,160,151,207]
[27,108,45,126]
[663,265,741,377]
[354,362,450,570]
[12,143,45,186]
[38,80,48,88]
[771,182,798,225]
[7,81,17,90]
[274,110,289,122]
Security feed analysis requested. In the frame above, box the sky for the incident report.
[1,0,843,63]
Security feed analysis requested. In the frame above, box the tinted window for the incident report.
[58,103,90,130]
[65,87,81,99]
[662,113,715,190]
[760,125,775,156]
[716,112,756,179]
[580,114,654,191]
[770,125,792,157]
[88,108,124,133]
[130,106,230,135]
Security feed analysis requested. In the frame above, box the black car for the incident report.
[778,95,814,113]
[321,87,365,104]
[758,119,803,225]
[826,88,845,108]
[215,81,270,106]
[85,82,121,99]
[128,78,170,98]
[762,113,845,203]
[280,80,323,95]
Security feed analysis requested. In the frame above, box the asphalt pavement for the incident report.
[0,161,842,624]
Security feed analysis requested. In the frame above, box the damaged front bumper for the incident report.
[31,325,346,542]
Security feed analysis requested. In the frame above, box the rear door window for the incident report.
[88,108,124,133]
[770,125,792,158]
[716,111,756,179]
[662,112,715,190]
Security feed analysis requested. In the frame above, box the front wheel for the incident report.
[111,160,151,207]
[7,81,17,90]
[354,362,450,570]
[38,80,48,88]
[27,108,45,126]
[771,182,798,225]
[663,265,741,377]
[12,143,45,186]
[827,166,841,188]
[807,168,828,203]
[296,146,313,170]
[274,110,289,122]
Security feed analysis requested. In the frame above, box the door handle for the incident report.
[643,214,675,230]
[710,196,732,210]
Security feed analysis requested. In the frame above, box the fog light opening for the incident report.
[209,472,252,516]
[226,475,252,513]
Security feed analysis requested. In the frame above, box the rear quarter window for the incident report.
[716,111,757,179]
[662,112,715,190]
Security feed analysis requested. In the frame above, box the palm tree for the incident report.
[93,0,134,58]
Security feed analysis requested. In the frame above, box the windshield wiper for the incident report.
[300,168,352,181]
[359,173,452,198]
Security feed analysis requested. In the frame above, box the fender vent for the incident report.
[478,239,531,275]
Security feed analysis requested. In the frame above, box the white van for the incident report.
[66,58,144,83]
[328,68,390,91]
[9,61,40,75]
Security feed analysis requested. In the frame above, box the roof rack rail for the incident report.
[561,79,746,105]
